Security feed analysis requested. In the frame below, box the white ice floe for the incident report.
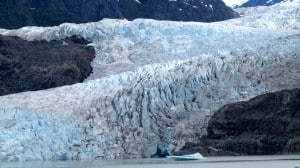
[167,152,205,161]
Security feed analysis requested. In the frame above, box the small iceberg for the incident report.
[166,152,205,161]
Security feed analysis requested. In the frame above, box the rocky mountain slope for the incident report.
[178,88,300,156]
[239,0,286,7]
[118,0,238,22]
[0,35,95,96]
[0,0,237,29]
[223,0,287,8]
[0,0,299,162]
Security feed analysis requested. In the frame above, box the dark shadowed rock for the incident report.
[175,88,300,156]
[0,0,238,29]
[0,0,123,29]
[239,0,285,7]
[0,35,95,96]
[118,0,238,22]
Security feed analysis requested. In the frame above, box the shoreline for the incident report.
[1,155,300,168]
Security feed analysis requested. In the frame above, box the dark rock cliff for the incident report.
[118,0,238,22]
[0,0,123,29]
[176,88,300,156]
[0,0,238,29]
[239,0,285,7]
[0,35,95,96]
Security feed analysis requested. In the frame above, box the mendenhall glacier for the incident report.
[0,0,300,161]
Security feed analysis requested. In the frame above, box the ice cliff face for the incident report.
[0,0,300,161]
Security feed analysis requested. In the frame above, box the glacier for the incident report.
[0,0,300,161]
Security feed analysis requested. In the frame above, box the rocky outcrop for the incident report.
[177,89,300,156]
[118,0,238,22]
[0,35,95,96]
[0,0,123,29]
[0,0,238,29]
[239,0,285,7]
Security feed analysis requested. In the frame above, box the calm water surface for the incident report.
[2,155,300,168]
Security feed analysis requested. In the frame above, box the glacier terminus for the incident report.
[0,0,299,161]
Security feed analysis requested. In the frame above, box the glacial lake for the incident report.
[1,155,300,168]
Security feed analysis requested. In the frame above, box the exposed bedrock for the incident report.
[177,88,300,156]
[0,0,238,29]
[0,35,95,96]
